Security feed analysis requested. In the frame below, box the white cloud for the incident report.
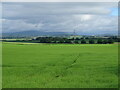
[74,15,93,21]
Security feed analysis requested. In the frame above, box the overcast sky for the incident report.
[1,2,118,35]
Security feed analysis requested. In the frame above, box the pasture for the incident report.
[2,42,118,88]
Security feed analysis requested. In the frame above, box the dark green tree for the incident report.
[102,40,108,44]
[75,38,80,40]
[89,40,95,44]
[107,39,114,44]
[97,39,103,44]
[81,39,86,44]
[74,40,79,44]
[65,40,71,43]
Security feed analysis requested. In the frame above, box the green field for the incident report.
[2,42,118,88]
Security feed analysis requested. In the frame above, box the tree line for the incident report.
[35,36,120,44]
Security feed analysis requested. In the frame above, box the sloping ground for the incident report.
[2,43,118,88]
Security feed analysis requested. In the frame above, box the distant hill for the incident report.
[1,30,117,39]
[2,31,71,38]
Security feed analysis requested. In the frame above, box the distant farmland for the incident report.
[2,42,118,88]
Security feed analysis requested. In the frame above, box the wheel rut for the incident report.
[43,53,81,86]
[55,53,81,78]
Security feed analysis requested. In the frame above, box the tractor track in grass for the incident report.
[65,53,81,69]
[41,53,81,87]
[55,53,81,78]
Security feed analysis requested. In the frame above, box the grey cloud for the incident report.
[1,2,118,34]
[2,19,44,32]
[2,2,117,19]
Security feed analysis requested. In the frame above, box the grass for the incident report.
[2,42,118,88]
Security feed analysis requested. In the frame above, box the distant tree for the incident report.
[36,37,41,40]
[102,40,108,44]
[97,39,103,44]
[75,38,80,40]
[85,37,89,39]
[118,38,120,42]
[70,38,74,40]
[40,38,46,43]
[81,37,84,39]
[59,40,64,43]
[107,39,114,44]
[81,39,86,44]
[89,40,95,44]
[74,40,79,44]
[65,40,71,43]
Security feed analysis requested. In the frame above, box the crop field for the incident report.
[2,42,118,88]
